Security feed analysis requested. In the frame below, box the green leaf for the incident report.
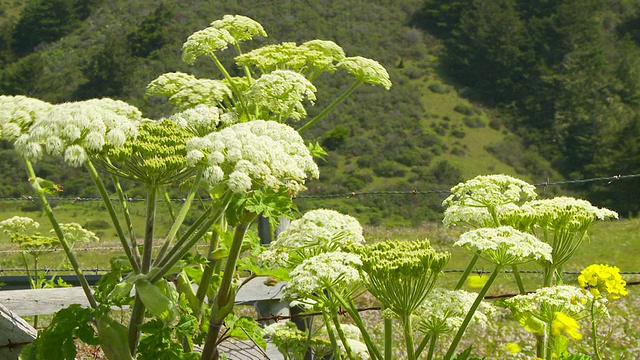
[28,305,97,360]
[95,314,133,360]
[224,314,266,350]
[135,279,177,322]
[307,141,328,160]
[244,186,296,228]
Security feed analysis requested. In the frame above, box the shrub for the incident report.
[428,82,451,94]
[322,125,350,150]
[83,219,110,230]
[373,161,406,177]
[463,116,485,128]
[450,126,466,138]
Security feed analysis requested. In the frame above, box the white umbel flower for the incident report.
[249,70,317,121]
[0,95,52,141]
[443,174,537,210]
[259,209,365,268]
[455,226,552,265]
[188,120,318,194]
[417,288,496,335]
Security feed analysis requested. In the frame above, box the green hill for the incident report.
[0,0,588,226]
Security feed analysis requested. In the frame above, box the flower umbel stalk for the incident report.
[23,158,98,309]
[298,80,362,132]
[455,252,480,290]
[444,265,502,359]
[85,160,141,274]
[200,211,258,360]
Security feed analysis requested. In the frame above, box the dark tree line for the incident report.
[415,0,640,215]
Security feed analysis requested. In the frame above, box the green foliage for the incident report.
[127,3,174,58]
[322,125,350,150]
[21,305,99,360]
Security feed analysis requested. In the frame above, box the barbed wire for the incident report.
[0,173,638,203]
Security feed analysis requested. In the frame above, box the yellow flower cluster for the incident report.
[551,312,582,340]
[578,264,628,300]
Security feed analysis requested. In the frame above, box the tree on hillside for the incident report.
[11,0,96,57]
[127,3,174,58]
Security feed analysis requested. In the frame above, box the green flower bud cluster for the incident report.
[147,73,232,110]
[349,239,450,316]
[107,120,193,184]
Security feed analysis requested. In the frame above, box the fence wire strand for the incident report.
[0,173,638,203]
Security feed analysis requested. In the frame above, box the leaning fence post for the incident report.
[0,303,37,360]
[256,216,292,325]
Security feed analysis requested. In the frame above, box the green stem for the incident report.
[154,169,203,265]
[402,314,416,360]
[110,173,141,268]
[162,188,177,223]
[328,288,383,360]
[195,228,221,313]
[298,80,362,133]
[414,333,431,359]
[128,296,144,356]
[142,185,157,273]
[426,334,437,360]
[23,158,97,309]
[209,53,249,117]
[444,264,502,360]
[511,264,526,294]
[200,212,257,360]
[591,301,603,360]
[149,192,231,284]
[323,311,342,360]
[384,316,393,360]
[455,252,480,290]
[85,161,140,274]
[332,311,356,360]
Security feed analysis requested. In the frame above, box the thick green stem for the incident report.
[455,252,480,290]
[414,333,431,359]
[195,228,221,314]
[154,169,203,264]
[512,264,526,294]
[402,314,416,360]
[384,316,393,360]
[85,161,140,274]
[128,296,144,356]
[110,173,141,267]
[426,334,437,360]
[332,311,356,360]
[444,264,502,360]
[24,158,97,309]
[200,213,257,360]
[298,80,362,133]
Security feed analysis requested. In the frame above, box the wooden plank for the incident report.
[0,277,286,316]
[0,303,37,360]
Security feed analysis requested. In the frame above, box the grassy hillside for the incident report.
[0,0,559,226]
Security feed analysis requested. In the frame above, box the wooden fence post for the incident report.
[0,303,36,360]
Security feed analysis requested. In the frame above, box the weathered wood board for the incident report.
[0,303,37,360]
[0,277,286,316]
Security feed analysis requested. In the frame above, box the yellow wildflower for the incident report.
[577,264,628,300]
[467,273,489,288]
[551,312,582,340]
[501,342,521,355]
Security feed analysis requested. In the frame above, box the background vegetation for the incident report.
[1,0,639,225]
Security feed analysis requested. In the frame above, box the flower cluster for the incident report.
[338,56,392,90]
[0,216,40,235]
[529,197,618,232]
[264,321,331,360]
[0,95,52,142]
[235,40,346,78]
[182,15,266,65]
[185,120,319,194]
[106,120,192,184]
[578,264,628,300]
[57,223,99,243]
[283,251,362,305]
[551,311,582,340]
[443,174,537,210]
[169,104,237,136]
[506,285,591,331]
[259,209,365,268]
[417,289,496,335]
[248,70,317,121]
[147,72,235,110]
[350,239,449,316]
[15,99,142,166]
[454,226,552,265]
